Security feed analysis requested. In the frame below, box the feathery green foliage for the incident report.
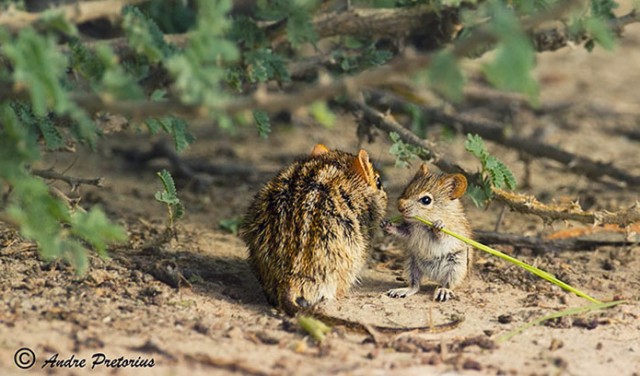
[482,1,538,102]
[1,105,126,274]
[389,132,430,168]
[428,51,464,102]
[464,134,517,206]
[155,169,185,229]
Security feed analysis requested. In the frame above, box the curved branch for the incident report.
[0,0,151,34]
[32,168,104,189]
[492,189,640,226]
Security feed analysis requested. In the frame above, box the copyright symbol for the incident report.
[14,348,36,369]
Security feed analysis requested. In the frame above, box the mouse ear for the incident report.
[310,144,330,157]
[418,163,429,176]
[352,149,375,187]
[447,173,467,199]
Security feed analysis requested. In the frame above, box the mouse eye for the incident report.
[375,176,382,190]
[419,195,432,205]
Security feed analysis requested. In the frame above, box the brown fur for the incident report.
[384,164,473,301]
[240,144,387,315]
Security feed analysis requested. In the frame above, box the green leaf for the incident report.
[7,178,68,260]
[298,315,331,342]
[482,2,538,102]
[41,9,78,36]
[170,117,195,152]
[0,104,40,178]
[334,43,393,73]
[167,0,239,109]
[145,117,162,135]
[466,184,491,207]
[155,169,185,225]
[591,0,618,19]
[496,159,517,190]
[229,16,267,47]
[2,28,69,116]
[150,89,167,102]
[10,101,64,150]
[464,133,516,201]
[122,5,173,63]
[70,207,128,256]
[463,133,487,160]
[389,132,429,168]
[144,116,194,151]
[68,38,106,81]
[37,120,64,149]
[584,17,616,51]
[428,50,464,102]
[309,101,335,128]
[285,1,319,47]
[245,48,290,83]
[219,217,242,235]
[253,110,271,138]
[157,169,178,198]
[94,45,145,100]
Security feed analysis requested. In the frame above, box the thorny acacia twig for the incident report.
[492,189,640,226]
[32,168,104,189]
[0,0,150,34]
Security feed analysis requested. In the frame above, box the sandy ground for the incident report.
[1,12,640,376]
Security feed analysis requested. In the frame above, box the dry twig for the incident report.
[492,189,640,226]
[32,168,104,189]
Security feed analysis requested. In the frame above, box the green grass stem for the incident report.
[413,216,602,304]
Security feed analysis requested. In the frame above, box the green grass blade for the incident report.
[496,300,626,343]
[413,216,602,304]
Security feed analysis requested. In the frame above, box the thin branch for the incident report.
[347,99,465,175]
[492,189,640,226]
[0,0,151,34]
[272,4,461,47]
[32,168,104,189]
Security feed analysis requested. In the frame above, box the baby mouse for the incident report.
[240,144,387,315]
[382,164,472,302]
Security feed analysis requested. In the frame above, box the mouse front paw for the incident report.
[387,286,419,298]
[380,219,395,234]
[432,219,444,231]
[434,287,455,302]
[430,219,445,238]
